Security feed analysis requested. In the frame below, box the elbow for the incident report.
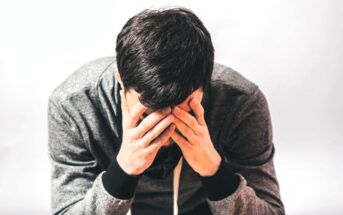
[271,204,286,215]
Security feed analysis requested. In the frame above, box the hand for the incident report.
[116,90,176,176]
[171,98,222,176]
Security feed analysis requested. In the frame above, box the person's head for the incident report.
[115,6,214,115]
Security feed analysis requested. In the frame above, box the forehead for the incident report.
[129,87,202,114]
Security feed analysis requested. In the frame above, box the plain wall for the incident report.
[0,0,342,214]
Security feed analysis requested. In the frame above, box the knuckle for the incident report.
[142,152,151,160]
[183,129,189,137]
[150,141,161,150]
[154,121,166,132]
[138,120,146,130]
[130,129,139,139]
[156,113,165,122]
[168,126,175,134]
[162,118,171,126]
[158,134,167,142]
[146,132,155,142]
[190,119,197,128]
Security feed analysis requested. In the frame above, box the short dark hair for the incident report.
[116,7,214,110]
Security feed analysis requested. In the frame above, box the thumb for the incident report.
[119,89,129,127]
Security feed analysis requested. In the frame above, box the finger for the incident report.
[134,107,171,138]
[189,98,206,126]
[173,117,197,144]
[143,124,176,154]
[139,114,174,146]
[172,106,200,135]
[171,131,191,151]
[157,124,176,145]
[128,101,149,128]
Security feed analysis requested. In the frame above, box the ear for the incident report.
[115,72,124,90]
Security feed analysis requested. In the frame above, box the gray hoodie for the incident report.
[48,56,285,214]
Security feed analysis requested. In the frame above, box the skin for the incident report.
[115,72,221,177]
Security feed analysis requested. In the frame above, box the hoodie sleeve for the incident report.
[201,88,285,215]
[48,97,135,215]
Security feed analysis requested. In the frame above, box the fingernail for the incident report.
[163,107,171,114]
[173,107,180,114]
[168,115,174,122]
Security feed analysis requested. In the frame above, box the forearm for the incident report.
[51,158,140,215]
[205,173,285,215]
[197,157,240,201]
[54,172,133,215]
[197,159,285,215]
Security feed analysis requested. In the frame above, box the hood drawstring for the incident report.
[173,156,183,215]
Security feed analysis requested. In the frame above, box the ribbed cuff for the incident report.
[102,157,141,200]
[197,158,240,201]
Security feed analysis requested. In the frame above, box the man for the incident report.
[48,7,285,215]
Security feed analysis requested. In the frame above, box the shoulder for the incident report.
[212,62,259,96]
[206,62,269,143]
[208,62,263,117]
[206,63,272,162]
[48,56,116,104]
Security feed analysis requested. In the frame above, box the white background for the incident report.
[1,0,342,214]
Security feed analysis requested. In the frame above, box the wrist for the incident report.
[116,154,139,176]
[197,157,240,201]
[199,151,222,177]
[102,155,141,199]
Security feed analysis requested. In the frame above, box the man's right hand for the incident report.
[116,89,176,176]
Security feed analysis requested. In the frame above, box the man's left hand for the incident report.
[171,98,222,177]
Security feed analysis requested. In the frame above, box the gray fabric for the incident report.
[48,56,285,214]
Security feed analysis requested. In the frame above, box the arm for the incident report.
[48,97,135,215]
[200,88,285,215]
